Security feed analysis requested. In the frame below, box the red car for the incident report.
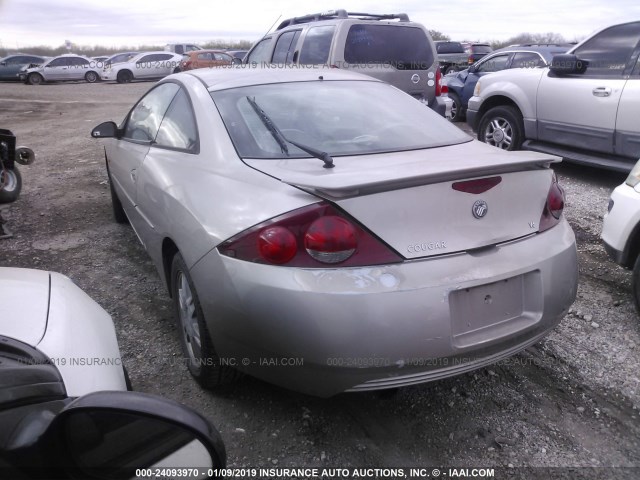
[179,50,238,71]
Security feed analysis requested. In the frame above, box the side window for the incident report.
[510,52,546,69]
[573,22,640,77]
[299,26,335,65]
[136,55,155,65]
[175,45,184,54]
[476,54,510,73]
[272,30,301,64]
[73,58,90,66]
[246,37,274,64]
[186,45,199,52]
[6,56,22,65]
[215,53,233,62]
[155,89,198,151]
[123,83,180,142]
[157,54,173,61]
[47,58,66,67]
[197,53,210,61]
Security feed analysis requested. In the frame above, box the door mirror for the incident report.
[550,54,588,75]
[91,121,118,139]
[232,57,242,65]
[46,391,226,479]
[467,63,477,74]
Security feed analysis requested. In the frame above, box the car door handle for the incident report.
[592,87,612,97]
[130,170,137,182]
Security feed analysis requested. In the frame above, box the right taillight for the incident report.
[539,174,565,232]
[218,202,402,268]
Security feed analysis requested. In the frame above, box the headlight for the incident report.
[625,159,640,187]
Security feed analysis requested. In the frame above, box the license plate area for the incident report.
[449,271,542,349]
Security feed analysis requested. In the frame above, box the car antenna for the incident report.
[262,15,282,38]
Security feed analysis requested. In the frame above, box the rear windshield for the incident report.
[472,45,493,54]
[211,80,470,159]
[344,25,434,70]
[436,42,465,54]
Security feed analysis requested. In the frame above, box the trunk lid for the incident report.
[244,141,561,259]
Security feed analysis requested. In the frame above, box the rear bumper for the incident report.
[431,95,452,118]
[191,219,577,397]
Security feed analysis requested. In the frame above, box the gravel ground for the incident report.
[0,82,638,480]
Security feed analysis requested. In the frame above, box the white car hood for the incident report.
[0,267,50,345]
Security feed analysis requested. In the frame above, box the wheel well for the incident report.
[118,69,133,77]
[162,238,179,296]
[623,223,640,269]
[477,96,521,120]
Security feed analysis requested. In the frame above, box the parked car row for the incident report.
[0,47,245,85]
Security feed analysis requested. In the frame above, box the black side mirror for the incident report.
[44,391,226,479]
[232,58,242,65]
[550,54,588,75]
[468,64,477,73]
[91,121,119,139]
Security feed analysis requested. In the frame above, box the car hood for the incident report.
[0,267,50,346]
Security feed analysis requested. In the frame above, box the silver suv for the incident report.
[244,9,451,117]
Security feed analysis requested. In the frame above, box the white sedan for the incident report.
[101,51,183,83]
[92,67,578,397]
[601,159,640,311]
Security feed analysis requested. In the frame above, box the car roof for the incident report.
[276,10,410,29]
[131,51,178,59]
[491,44,572,59]
[182,66,381,91]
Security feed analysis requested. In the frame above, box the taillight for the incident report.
[452,176,502,194]
[539,174,565,232]
[435,67,443,96]
[218,202,402,267]
[468,56,474,65]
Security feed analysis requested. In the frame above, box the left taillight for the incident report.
[539,174,565,232]
[218,202,402,267]
[435,67,448,96]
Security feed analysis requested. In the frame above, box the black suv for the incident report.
[244,9,451,117]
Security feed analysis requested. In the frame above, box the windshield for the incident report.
[211,80,470,159]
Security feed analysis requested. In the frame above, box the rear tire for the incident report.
[85,71,99,83]
[444,65,457,75]
[116,70,133,83]
[448,92,464,122]
[632,255,640,314]
[170,253,241,389]
[0,167,22,204]
[477,105,524,151]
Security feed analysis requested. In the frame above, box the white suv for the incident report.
[601,159,640,311]
[467,20,640,172]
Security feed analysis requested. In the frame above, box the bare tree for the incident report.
[428,30,450,41]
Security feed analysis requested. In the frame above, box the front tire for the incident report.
[632,255,640,314]
[27,73,43,85]
[85,71,99,83]
[116,70,133,83]
[477,105,525,150]
[170,253,241,389]
[0,167,22,204]
[444,65,457,75]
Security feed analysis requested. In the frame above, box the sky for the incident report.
[1,0,639,49]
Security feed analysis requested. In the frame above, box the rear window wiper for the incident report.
[246,96,334,169]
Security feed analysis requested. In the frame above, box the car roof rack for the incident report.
[276,9,410,30]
